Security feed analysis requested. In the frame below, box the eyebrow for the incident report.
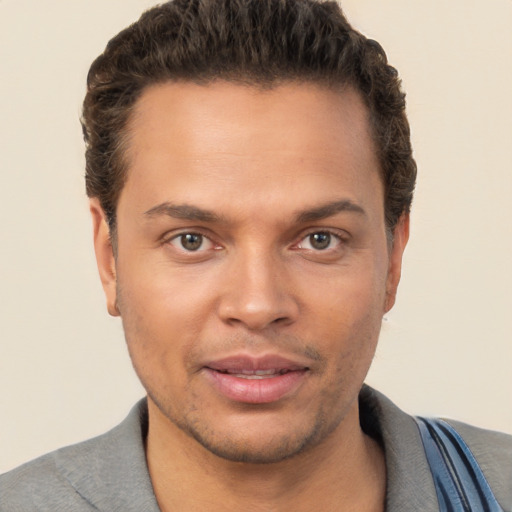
[144,198,366,224]
[295,199,366,223]
[144,202,223,223]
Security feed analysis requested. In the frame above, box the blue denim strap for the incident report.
[415,417,504,512]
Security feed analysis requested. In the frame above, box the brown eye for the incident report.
[167,232,217,255]
[295,231,344,253]
[180,233,204,251]
[309,232,331,250]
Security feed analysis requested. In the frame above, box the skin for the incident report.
[91,81,409,511]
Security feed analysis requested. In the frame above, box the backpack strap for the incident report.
[415,417,504,512]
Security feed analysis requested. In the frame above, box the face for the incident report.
[91,81,408,463]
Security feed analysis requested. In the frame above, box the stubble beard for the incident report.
[117,282,377,465]
[141,375,352,465]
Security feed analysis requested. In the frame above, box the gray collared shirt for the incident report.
[1,386,511,511]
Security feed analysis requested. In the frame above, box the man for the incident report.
[1,0,511,510]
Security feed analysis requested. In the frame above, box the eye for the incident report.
[168,232,214,252]
[296,231,342,251]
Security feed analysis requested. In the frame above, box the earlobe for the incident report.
[384,214,410,313]
[89,198,120,317]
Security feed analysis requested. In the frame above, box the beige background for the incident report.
[1,0,511,473]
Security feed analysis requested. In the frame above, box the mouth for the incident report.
[202,355,310,404]
[212,368,299,379]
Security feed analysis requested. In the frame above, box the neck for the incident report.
[146,398,386,512]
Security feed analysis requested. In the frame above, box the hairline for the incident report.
[105,76,381,233]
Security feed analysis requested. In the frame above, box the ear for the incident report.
[384,214,410,313]
[89,198,119,317]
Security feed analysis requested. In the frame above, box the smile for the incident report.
[215,369,295,379]
[203,355,310,404]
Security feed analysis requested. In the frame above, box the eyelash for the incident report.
[164,228,348,254]
[294,229,347,252]
[165,230,218,253]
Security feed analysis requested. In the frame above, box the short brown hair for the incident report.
[82,0,416,232]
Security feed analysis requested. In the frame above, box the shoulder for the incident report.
[360,385,512,511]
[444,418,512,508]
[0,399,157,512]
[0,437,106,511]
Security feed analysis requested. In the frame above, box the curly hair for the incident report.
[82,0,416,233]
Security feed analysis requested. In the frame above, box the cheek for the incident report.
[117,256,217,330]
[304,260,387,368]
[304,259,387,327]
[320,298,384,407]
[115,270,200,377]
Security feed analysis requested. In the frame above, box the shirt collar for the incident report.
[55,399,160,511]
[57,387,439,511]
[359,385,438,511]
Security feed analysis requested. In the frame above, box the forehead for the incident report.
[120,80,383,223]
[127,80,375,162]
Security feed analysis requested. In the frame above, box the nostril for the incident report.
[224,314,291,331]
[218,287,299,330]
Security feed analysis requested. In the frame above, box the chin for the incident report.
[185,424,324,464]
[151,389,349,465]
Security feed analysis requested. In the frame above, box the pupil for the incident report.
[181,233,202,251]
[310,232,330,250]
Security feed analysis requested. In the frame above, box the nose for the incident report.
[217,248,299,331]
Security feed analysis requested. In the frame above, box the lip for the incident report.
[202,354,310,404]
